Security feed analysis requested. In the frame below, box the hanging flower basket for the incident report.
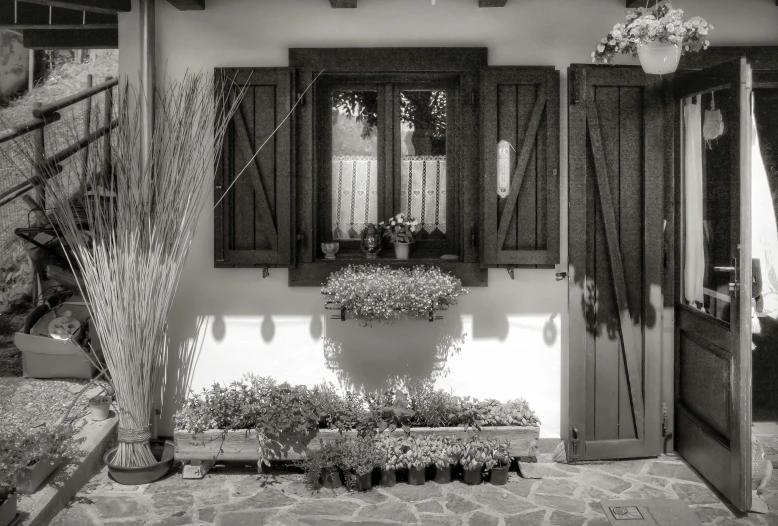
[321,265,468,323]
[592,3,713,75]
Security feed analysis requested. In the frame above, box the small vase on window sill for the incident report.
[393,241,413,260]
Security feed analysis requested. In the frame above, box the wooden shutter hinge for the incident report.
[261,267,269,278]
[571,69,585,104]
[469,88,478,106]
[569,426,579,462]
[661,403,669,437]
[470,221,478,248]
[507,266,516,280]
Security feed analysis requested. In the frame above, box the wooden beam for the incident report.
[165,0,203,10]
[479,0,508,6]
[329,0,356,7]
[22,27,117,48]
[0,1,117,28]
[626,0,658,7]
[16,0,130,15]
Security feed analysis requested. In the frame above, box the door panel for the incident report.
[568,65,664,461]
[674,57,753,512]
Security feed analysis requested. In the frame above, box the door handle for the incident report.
[713,266,736,273]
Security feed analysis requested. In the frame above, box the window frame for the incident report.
[289,48,487,287]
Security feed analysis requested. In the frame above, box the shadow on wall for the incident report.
[322,314,466,392]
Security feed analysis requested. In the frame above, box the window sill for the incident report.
[288,259,488,287]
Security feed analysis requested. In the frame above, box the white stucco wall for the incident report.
[118,0,778,438]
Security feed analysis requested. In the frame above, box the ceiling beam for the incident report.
[329,0,357,7]
[0,0,117,27]
[22,27,118,48]
[478,0,508,6]
[16,0,130,15]
[626,0,658,7]
[165,0,204,10]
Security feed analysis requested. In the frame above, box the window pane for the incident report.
[400,90,447,239]
[331,91,378,240]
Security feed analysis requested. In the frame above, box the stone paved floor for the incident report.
[50,455,778,526]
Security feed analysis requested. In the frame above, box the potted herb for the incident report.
[300,439,345,490]
[0,425,79,495]
[376,435,402,487]
[380,213,419,260]
[0,486,16,526]
[432,437,462,484]
[405,436,431,486]
[460,437,490,486]
[89,394,112,421]
[592,3,713,75]
[342,437,380,492]
[487,439,512,486]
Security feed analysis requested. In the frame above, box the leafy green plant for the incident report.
[460,436,492,472]
[486,438,512,469]
[378,390,415,434]
[375,435,403,471]
[451,397,484,432]
[299,438,346,490]
[431,436,464,470]
[0,424,82,487]
[406,382,457,428]
[312,385,376,436]
[341,437,380,489]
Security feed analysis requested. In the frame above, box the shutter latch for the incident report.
[507,267,516,280]
[262,267,269,278]
[570,426,580,462]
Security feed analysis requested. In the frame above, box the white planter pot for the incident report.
[637,41,681,75]
[0,492,17,526]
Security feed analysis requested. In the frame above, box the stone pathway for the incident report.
[50,455,778,526]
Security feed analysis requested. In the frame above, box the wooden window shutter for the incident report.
[480,67,560,267]
[214,68,294,268]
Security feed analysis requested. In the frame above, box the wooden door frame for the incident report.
[567,64,664,461]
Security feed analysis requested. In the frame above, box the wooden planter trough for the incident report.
[174,426,540,479]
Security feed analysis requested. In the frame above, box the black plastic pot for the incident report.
[463,468,482,486]
[321,467,342,489]
[0,491,17,526]
[490,464,510,486]
[434,465,453,484]
[408,467,426,486]
[355,471,372,492]
[103,440,174,485]
[381,469,396,487]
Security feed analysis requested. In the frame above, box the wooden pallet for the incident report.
[175,426,540,479]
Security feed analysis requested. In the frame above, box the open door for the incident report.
[674,57,753,512]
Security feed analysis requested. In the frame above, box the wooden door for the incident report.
[568,65,664,460]
[673,58,753,512]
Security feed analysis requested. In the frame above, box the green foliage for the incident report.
[0,424,81,488]
[487,438,513,468]
[378,390,415,434]
[340,436,380,489]
[311,384,376,437]
[460,436,492,472]
[431,436,464,470]
[375,434,404,471]
[298,438,346,490]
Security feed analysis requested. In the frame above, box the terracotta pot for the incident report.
[355,471,372,492]
[392,242,412,260]
[637,41,680,75]
[13,458,62,494]
[380,469,396,487]
[0,492,17,526]
[408,466,426,486]
[321,467,342,489]
[463,468,482,486]
[490,464,510,486]
[434,465,453,484]
[89,397,111,421]
[103,440,173,485]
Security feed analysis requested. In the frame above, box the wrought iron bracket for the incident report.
[507,267,516,280]
[262,267,270,279]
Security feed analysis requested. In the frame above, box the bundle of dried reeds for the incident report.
[1,72,244,467]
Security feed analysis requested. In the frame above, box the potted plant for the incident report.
[432,436,462,484]
[89,394,112,421]
[405,436,431,486]
[300,439,345,490]
[342,437,380,492]
[487,439,512,486]
[592,3,713,75]
[376,435,402,487]
[0,486,16,526]
[380,213,418,260]
[460,437,490,486]
[0,425,79,495]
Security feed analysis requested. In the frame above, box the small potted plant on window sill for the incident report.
[380,213,418,260]
[487,439,512,486]
[0,486,16,526]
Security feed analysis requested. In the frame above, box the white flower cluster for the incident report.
[379,213,420,243]
[592,3,712,64]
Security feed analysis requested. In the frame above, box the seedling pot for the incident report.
[380,469,396,487]
[355,472,372,492]
[490,464,510,486]
[0,492,17,526]
[392,241,412,260]
[434,465,453,484]
[463,469,482,486]
[408,467,425,486]
[89,396,111,421]
[13,458,62,494]
[103,440,173,485]
[321,467,342,489]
